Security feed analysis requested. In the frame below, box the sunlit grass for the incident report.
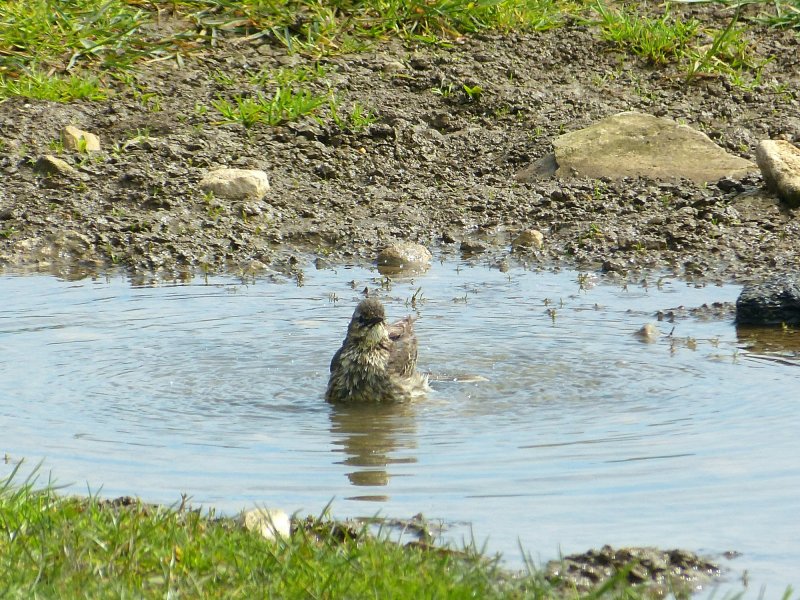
[211,87,329,127]
[0,464,563,598]
[0,0,795,100]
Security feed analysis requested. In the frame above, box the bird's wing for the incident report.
[329,344,344,373]
[388,316,418,376]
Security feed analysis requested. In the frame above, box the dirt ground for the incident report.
[1,4,799,283]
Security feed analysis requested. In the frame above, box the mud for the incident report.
[0,5,799,282]
[546,545,720,596]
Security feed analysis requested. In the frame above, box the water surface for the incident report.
[1,262,798,597]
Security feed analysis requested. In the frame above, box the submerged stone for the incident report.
[634,323,660,342]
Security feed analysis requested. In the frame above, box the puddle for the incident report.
[1,261,798,598]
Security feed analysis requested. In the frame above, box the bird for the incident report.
[326,297,428,403]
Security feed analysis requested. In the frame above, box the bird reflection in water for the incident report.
[328,402,417,500]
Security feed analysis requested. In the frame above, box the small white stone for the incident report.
[61,125,101,152]
[755,140,800,208]
[200,168,270,201]
[240,508,291,541]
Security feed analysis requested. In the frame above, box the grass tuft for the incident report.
[212,87,328,127]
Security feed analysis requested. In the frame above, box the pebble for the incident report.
[199,168,270,201]
[61,125,101,152]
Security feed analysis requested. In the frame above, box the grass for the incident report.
[0,465,559,599]
[592,0,769,84]
[593,2,701,64]
[1,464,731,599]
[0,0,797,103]
[212,87,329,128]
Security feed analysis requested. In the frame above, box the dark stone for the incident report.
[736,275,800,325]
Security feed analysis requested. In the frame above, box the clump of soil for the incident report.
[0,5,799,282]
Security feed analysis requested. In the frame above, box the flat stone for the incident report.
[61,125,101,152]
[199,168,270,201]
[377,242,432,275]
[240,508,291,541]
[755,140,800,208]
[518,111,757,184]
[33,155,76,176]
[736,274,800,326]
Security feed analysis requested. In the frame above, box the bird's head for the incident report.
[348,298,387,344]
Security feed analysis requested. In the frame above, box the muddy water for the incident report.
[1,262,798,597]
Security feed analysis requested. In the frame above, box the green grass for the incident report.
[0,0,797,103]
[592,1,768,84]
[0,464,712,599]
[212,87,328,128]
[764,0,800,29]
[0,465,556,599]
[593,2,701,64]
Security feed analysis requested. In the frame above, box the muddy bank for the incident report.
[0,7,799,282]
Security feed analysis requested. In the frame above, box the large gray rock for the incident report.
[755,140,800,208]
[736,275,800,326]
[517,111,757,184]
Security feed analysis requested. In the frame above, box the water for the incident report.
[1,261,798,597]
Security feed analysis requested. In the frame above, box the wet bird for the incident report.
[326,297,428,403]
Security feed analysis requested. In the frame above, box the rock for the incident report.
[511,228,544,249]
[377,241,432,275]
[514,153,558,180]
[381,60,407,74]
[634,323,660,342]
[459,240,488,256]
[61,125,101,152]
[546,545,719,594]
[517,111,757,184]
[240,508,291,541]
[736,275,800,326]
[755,140,800,208]
[199,168,270,201]
[33,155,76,176]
